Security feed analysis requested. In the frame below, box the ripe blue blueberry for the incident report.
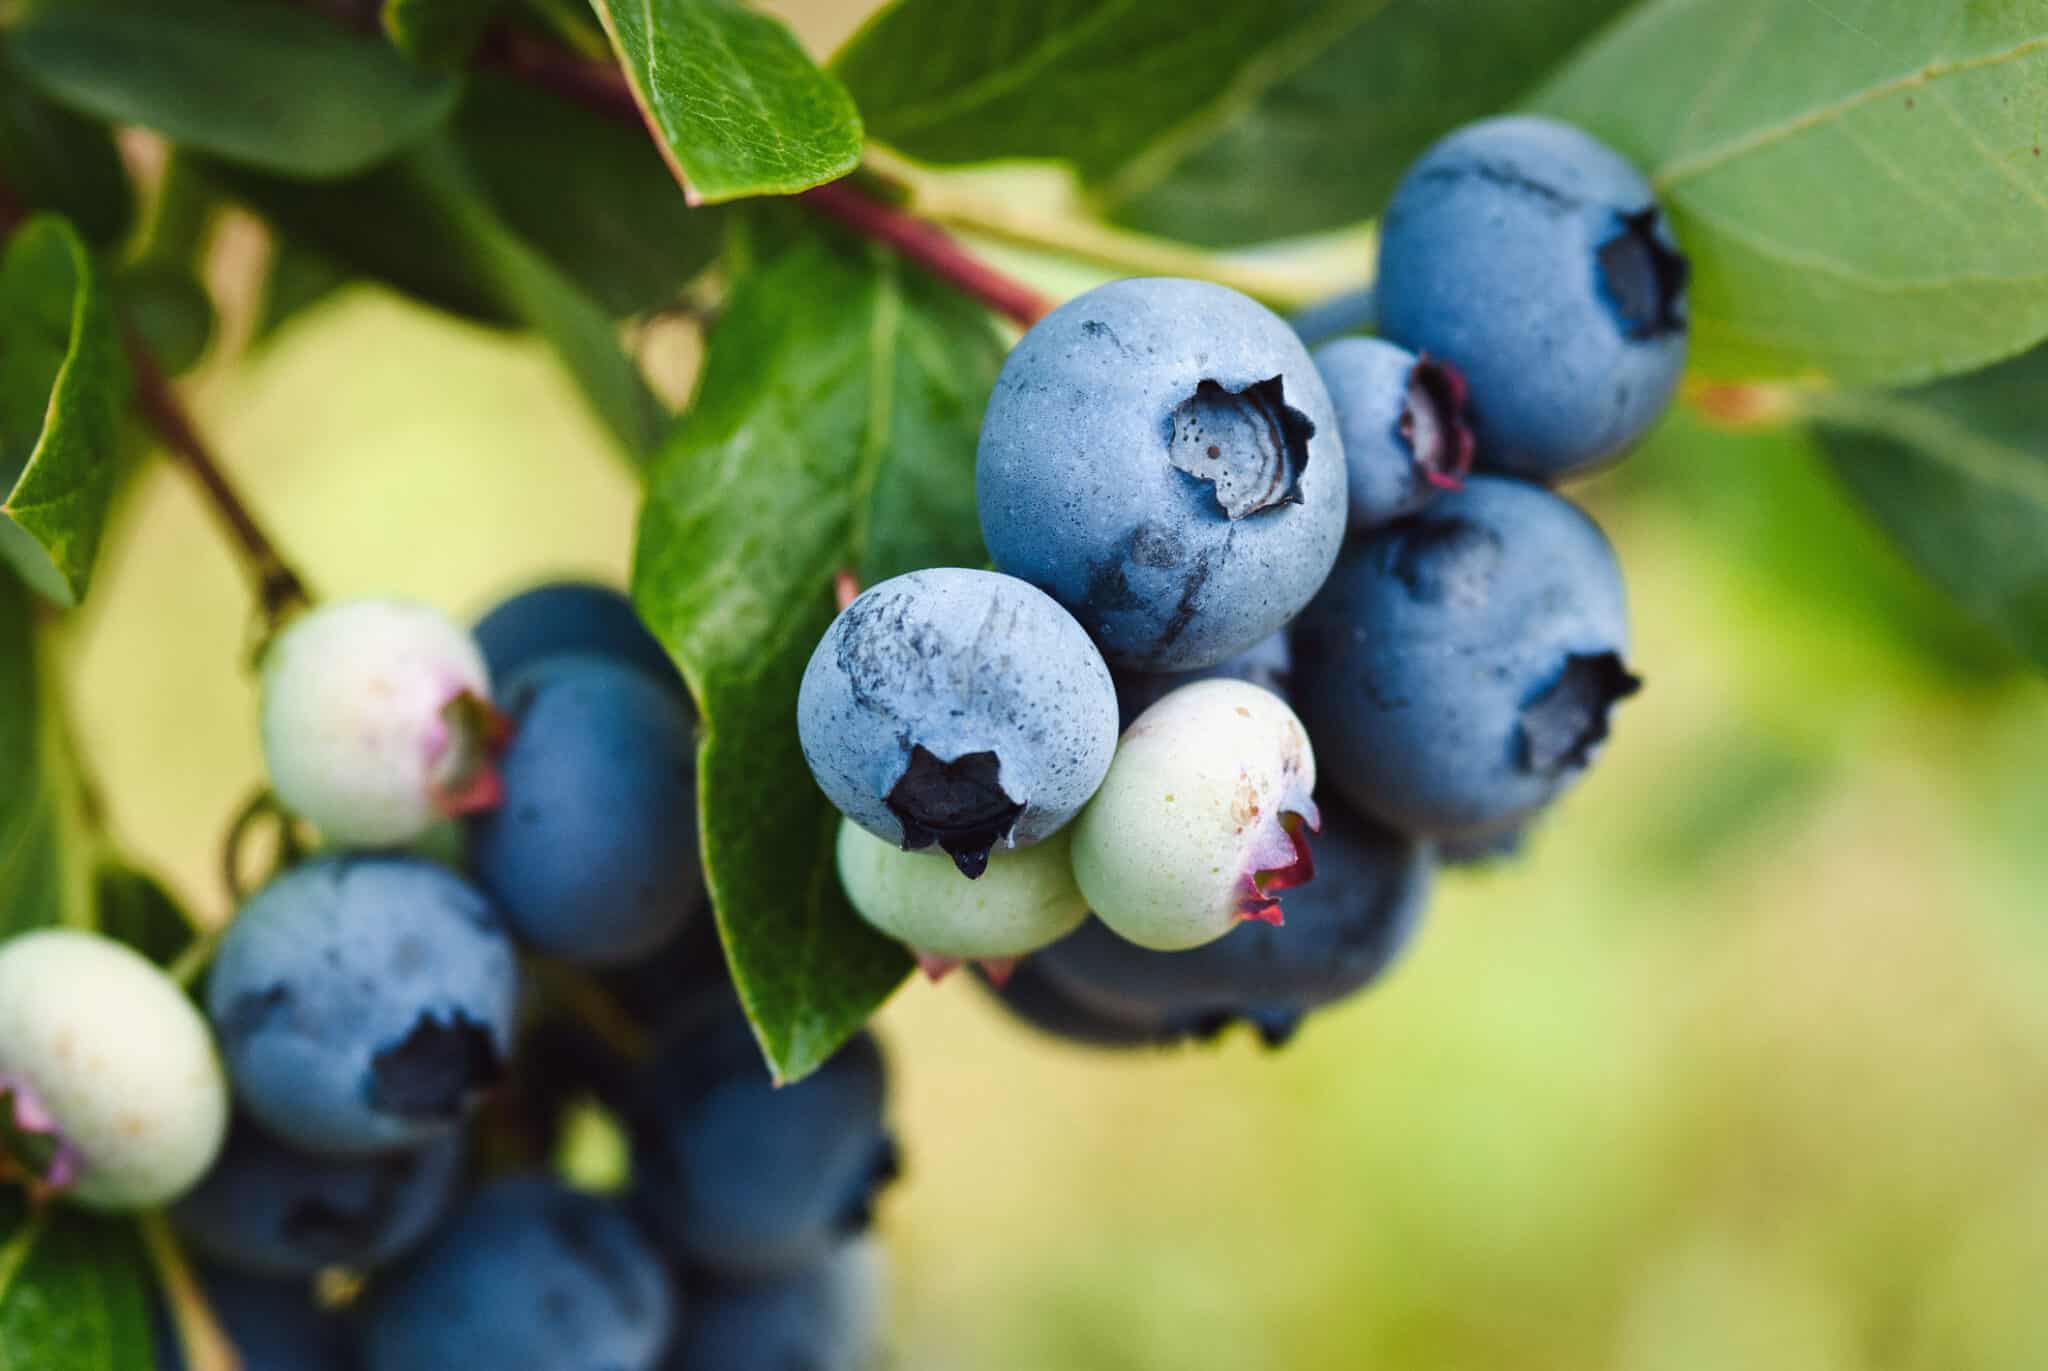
[974,960,1167,1050]
[976,277,1347,671]
[798,568,1117,879]
[364,1176,678,1371]
[207,855,520,1158]
[1312,337,1474,529]
[669,1240,884,1371]
[0,929,228,1209]
[171,1116,465,1278]
[1037,802,1432,1046]
[1112,628,1292,733]
[1292,475,1641,841]
[155,1264,356,1371]
[259,598,499,846]
[474,580,684,697]
[1071,679,1319,951]
[469,654,702,964]
[1376,115,1689,481]
[629,1008,897,1277]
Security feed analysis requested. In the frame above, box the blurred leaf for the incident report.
[590,0,862,204]
[92,864,198,968]
[1537,1,2048,384]
[112,260,214,378]
[1811,347,2048,668]
[8,0,461,179]
[0,1195,155,1371]
[383,0,501,68]
[1099,0,1636,246]
[0,64,133,249]
[633,226,1004,1081]
[255,238,353,344]
[455,76,722,317]
[0,214,127,608]
[0,571,87,939]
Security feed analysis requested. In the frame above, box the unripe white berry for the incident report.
[836,818,1087,961]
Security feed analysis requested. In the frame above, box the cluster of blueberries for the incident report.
[800,114,1685,1046]
[162,582,899,1370]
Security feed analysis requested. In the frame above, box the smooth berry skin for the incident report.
[0,929,227,1210]
[836,818,1088,962]
[1112,629,1292,733]
[1037,802,1432,1046]
[1071,679,1319,952]
[469,654,703,965]
[171,1115,465,1279]
[207,856,519,1158]
[155,1264,356,1371]
[260,598,494,847]
[1312,337,1472,530]
[1292,476,1639,841]
[474,580,684,696]
[977,277,1347,671]
[1376,115,1689,481]
[668,1239,884,1371]
[973,960,1168,1050]
[629,1009,897,1277]
[364,1177,677,1371]
[798,569,1117,878]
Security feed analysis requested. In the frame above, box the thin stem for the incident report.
[138,1211,244,1371]
[168,927,225,990]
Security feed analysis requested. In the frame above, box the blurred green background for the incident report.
[59,4,2048,1369]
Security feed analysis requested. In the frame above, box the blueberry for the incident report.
[836,818,1088,971]
[363,1176,677,1371]
[668,1239,884,1371]
[797,568,1117,879]
[976,277,1347,670]
[474,580,685,697]
[1112,628,1292,733]
[260,598,498,846]
[629,1008,897,1277]
[171,1115,465,1278]
[1037,802,1432,1046]
[973,960,1169,1050]
[207,855,520,1158]
[1312,337,1474,529]
[469,654,702,965]
[155,1264,356,1371]
[0,929,228,1209]
[1292,475,1641,840]
[1376,115,1689,480]
[1071,679,1319,951]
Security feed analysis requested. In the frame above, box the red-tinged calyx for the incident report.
[428,689,510,819]
[0,1076,82,1199]
[915,953,961,982]
[976,957,1019,990]
[1232,808,1319,925]
[1402,357,1475,491]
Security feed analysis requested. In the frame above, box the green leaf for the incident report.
[92,865,199,969]
[8,0,461,179]
[0,62,133,249]
[1536,1,2048,385]
[1809,346,2048,668]
[632,226,1005,1081]
[255,238,352,344]
[0,1196,155,1371]
[454,76,722,317]
[590,0,863,204]
[383,0,501,68]
[1097,0,1637,246]
[0,571,89,941]
[0,214,127,608]
[112,261,214,379]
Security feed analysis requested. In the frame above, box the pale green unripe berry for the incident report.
[836,819,1088,961]
[0,930,229,1209]
[260,598,495,846]
[1072,679,1320,951]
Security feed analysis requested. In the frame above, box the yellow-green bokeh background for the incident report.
[62,4,2048,1366]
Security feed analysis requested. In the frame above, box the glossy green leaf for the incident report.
[590,0,862,204]
[0,571,88,941]
[93,864,199,969]
[455,76,722,317]
[0,1196,155,1371]
[633,227,1004,1081]
[9,0,461,179]
[1098,0,1636,246]
[0,64,133,249]
[1810,345,2048,668]
[0,215,127,608]
[383,0,501,68]
[1537,1,2048,384]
